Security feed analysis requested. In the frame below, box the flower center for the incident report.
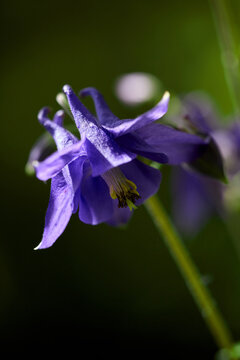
[101,168,141,210]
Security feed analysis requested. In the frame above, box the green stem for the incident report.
[224,213,240,267]
[210,0,240,116]
[145,195,234,351]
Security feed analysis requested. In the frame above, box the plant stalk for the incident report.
[211,0,240,117]
[145,195,234,351]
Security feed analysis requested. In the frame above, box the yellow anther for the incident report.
[110,186,117,200]
[126,200,138,211]
[101,168,141,210]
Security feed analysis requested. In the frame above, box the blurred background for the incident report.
[1,0,240,358]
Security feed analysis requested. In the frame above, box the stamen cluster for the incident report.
[101,168,140,208]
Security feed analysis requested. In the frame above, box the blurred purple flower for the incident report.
[34,86,208,249]
[213,121,240,176]
[171,92,240,236]
[172,166,224,236]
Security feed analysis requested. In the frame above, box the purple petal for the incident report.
[182,92,218,134]
[231,122,240,150]
[78,162,114,225]
[38,107,78,150]
[212,124,240,175]
[35,139,86,181]
[57,156,87,215]
[84,137,136,177]
[106,203,132,227]
[63,85,98,130]
[63,85,136,175]
[38,107,85,201]
[120,159,162,204]
[68,157,88,214]
[171,167,219,236]
[26,132,55,174]
[53,110,65,126]
[117,123,208,165]
[80,87,119,126]
[101,91,170,137]
[35,172,73,249]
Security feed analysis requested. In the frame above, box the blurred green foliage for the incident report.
[1,0,240,357]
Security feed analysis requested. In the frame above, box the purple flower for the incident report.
[171,166,224,236]
[213,121,240,176]
[171,92,240,236]
[34,86,208,249]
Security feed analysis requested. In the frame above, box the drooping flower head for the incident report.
[170,92,240,236]
[32,85,208,249]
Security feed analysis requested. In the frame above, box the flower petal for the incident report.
[212,124,240,176]
[181,92,217,134]
[106,203,132,227]
[78,162,114,225]
[171,167,213,236]
[80,87,120,126]
[38,107,78,150]
[101,91,170,137]
[35,139,86,181]
[26,132,55,175]
[120,159,162,204]
[68,157,88,214]
[63,86,136,176]
[117,123,208,165]
[84,137,136,177]
[63,85,98,129]
[34,172,73,249]
[53,110,65,126]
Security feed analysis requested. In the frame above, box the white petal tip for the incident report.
[32,160,39,168]
[163,91,170,100]
[34,243,41,250]
[38,107,51,121]
[55,110,65,117]
[34,241,48,250]
[63,84,72,95]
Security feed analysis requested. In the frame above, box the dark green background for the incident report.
[1,0,240,358]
